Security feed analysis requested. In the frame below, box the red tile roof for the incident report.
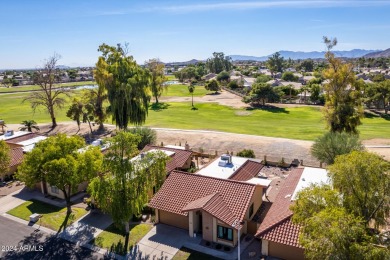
[149,171,256,226]
[256,168,304,248]
[182,192,237,227]
[229,160,264,181]
[142,145,192,173]
[5,133,39,144]
[259,217,302,248]
[9,147,24,167]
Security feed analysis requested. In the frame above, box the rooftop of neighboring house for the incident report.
[142,144,193,173]
[256,167,328,248]
[197,154,271,187]
[149,170,257,228]
[0,130,31,141]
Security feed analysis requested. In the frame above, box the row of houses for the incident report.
[1,130,327,259]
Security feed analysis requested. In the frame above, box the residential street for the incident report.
[0,215,109,260]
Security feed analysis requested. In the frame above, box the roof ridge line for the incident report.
[171,170,257,187]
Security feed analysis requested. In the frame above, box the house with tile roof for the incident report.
[149,170,269,247]
[141,144,193,173]
[256,167,328,260]
[0,131,46,181]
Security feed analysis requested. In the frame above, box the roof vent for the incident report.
[302,178,305,181]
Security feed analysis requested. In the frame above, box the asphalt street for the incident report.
[0,216,110,260]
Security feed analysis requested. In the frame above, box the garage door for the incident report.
[159,210,189,230]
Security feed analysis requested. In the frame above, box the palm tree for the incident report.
[188,85,195,108]
[19,120,40,132]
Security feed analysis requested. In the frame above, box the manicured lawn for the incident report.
[0,92,78,124]
[7,199,87,231]
[0,81,95,93]
[144,102,390,141]
[165,75,177,80]
[173,247,221,260]
[2,90,390,141]
[163,84,208,97]
[90,223,152,255]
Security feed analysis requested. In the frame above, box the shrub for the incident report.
[236,149,255,158]
[128,127,157,150]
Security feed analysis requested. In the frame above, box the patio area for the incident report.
[130,224,258,260]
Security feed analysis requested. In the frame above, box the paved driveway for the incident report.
[128,224,201,260]
[0,215,108,259]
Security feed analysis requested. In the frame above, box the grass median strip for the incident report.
[7,199,87,231]
[90,223,153,255]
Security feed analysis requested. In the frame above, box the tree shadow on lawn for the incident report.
[364,110,390,121]
[90,223,137,256]
[3,230,110,260]
[150,102,170,112]
[206,92,221,96]
[246,105,289,114]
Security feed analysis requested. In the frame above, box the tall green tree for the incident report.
[310,132,364,165]
[328,151,390,227]
[322,37,364,134]
[23,54,71,128]
[146,58,167,104]
[19,120,40,132]
[292,184,390,259]
[243,83,281,106]
[266,52,284,77]
[17,134,103,214]
[206,52,232,74]
[0,140,10,177]
[90,61,110,131]
[205,79,220,93]
[88,131,167,237]
[96,43,151,129]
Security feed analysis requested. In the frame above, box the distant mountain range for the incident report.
[229,49,383,61]
[363,48,390,58]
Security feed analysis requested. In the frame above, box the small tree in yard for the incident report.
[17,134,103,215]
[88,131,168,250]
[205,79,220,93]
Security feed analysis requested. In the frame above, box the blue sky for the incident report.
[1,0,390,69]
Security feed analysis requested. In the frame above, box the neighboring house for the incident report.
[242,77,256,88]
[149,170,268,247]
[1,147,24,181]
[256,167,328,260]
[141,144,193,173]
[203,73,217,81]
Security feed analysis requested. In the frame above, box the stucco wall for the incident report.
[269,241,305,260]
[202,211,213,241]
[246,185,264,220]
[159,210,189,230]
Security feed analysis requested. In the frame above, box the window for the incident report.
[249,203,254,218]
[217,225,233,241]
[51,186,59,194]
